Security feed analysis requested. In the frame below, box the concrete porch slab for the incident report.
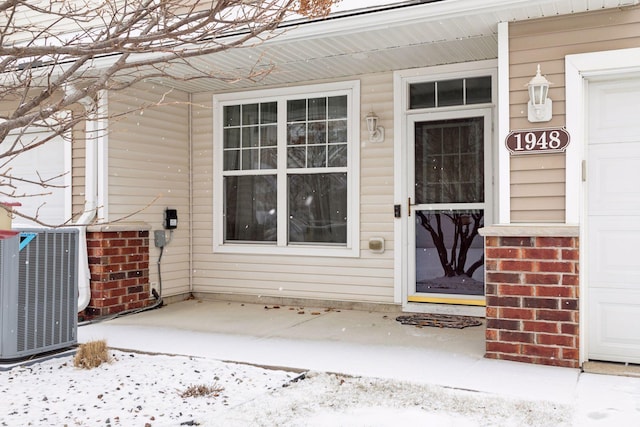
[97,299,485,355]
[78,298,580,404]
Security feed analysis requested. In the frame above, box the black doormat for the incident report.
[396,314,483,329]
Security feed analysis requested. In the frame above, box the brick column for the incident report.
[82,223,152,319]
[480,225,580,368]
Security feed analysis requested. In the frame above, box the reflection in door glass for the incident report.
[414,117,484,204]
[415,209,484,295]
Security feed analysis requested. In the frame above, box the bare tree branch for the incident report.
[1,0,338,224]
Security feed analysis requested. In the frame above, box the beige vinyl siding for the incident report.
[190,72,396,304]
[6,1,123,45]
[360,73,395,254]
[508,5,640,222]
[107,83,190,296]
[71,121,86,218]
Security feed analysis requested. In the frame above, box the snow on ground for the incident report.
[1,349,572,426]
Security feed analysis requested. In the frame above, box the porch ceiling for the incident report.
[142,0,639,93]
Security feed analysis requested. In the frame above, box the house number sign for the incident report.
[505,127,570,154]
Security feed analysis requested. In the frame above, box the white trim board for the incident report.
[565,47,640,224]
[497,21,511,224]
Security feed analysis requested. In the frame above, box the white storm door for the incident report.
[587,76,640,364]
[407,109,491,305]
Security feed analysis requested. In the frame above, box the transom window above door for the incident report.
[213,81,360,257]
[409,76,492,109]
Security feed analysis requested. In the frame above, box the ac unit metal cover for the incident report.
[0,229,78,360]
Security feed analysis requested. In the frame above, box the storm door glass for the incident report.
[413,117,485,296]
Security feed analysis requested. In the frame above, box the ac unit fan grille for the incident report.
[0,229,78,360]
[17,231,77,353]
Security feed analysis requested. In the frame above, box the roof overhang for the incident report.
[135,0,640,93]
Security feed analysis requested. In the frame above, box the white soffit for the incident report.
[142,0,640,93]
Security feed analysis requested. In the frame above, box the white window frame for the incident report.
[213,80,360,257]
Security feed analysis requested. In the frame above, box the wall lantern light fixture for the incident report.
[365,111,384,143]
[527,64,553,123]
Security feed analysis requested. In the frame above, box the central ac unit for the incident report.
[0,229,78,361]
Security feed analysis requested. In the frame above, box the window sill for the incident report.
[213,243,359,258]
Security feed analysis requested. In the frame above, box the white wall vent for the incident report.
[0,229,78,360]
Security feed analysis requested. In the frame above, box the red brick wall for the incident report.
[83,228,152,319]
[484,234,580,368]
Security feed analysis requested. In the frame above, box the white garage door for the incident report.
[587,76,640,364]
[2,126,70,226]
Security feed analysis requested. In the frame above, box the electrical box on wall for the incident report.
[164,208,178,230]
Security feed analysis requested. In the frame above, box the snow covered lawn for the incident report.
[1,349,572,426]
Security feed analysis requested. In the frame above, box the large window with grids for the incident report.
[213,81,360,256]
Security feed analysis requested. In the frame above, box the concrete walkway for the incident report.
[78,299,640,425]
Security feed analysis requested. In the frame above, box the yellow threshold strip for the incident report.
[408,295,486,306]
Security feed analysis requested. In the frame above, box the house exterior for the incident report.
[5,0,640,369]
